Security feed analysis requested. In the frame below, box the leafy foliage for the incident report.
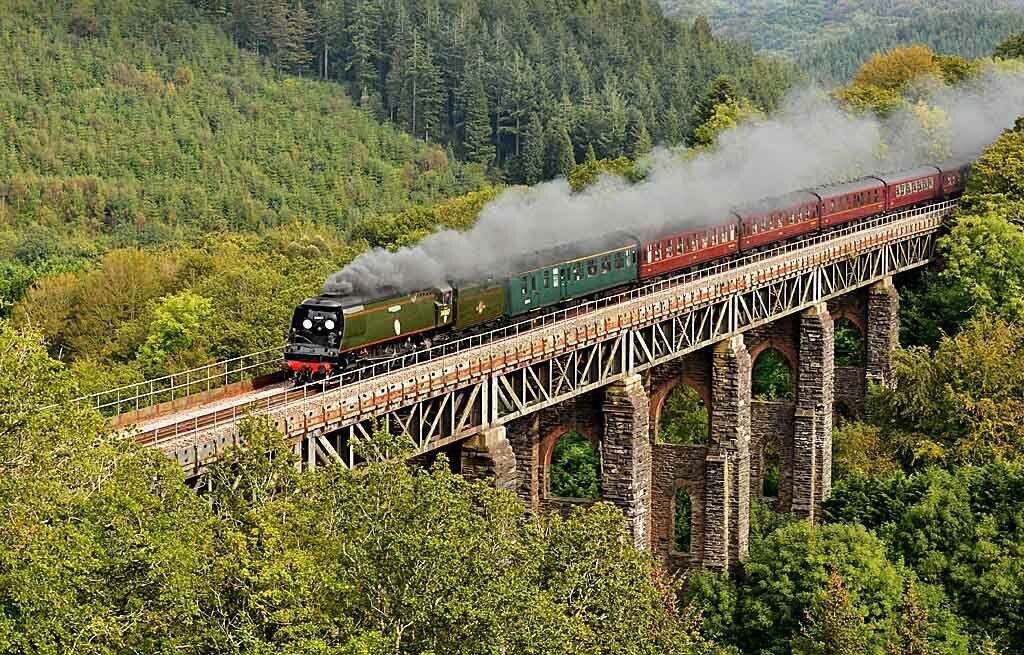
[0,322,717,653]
[852,44,943,91]
[659,384,710,445]
[834,318,865,367]
[994,30,1024,59]
[893,115,1024,341]
[686,520,968,655]
[549,432,601,500]
[826,463,1024,651]
[752,348,793,400]
[872,317,1024,466]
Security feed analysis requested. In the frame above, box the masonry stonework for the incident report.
[749,400,794,509]
[460,426,518,492]
[793,303,834,520]
[706,335,752,570]
[602,375,652,549]
[866,277,900,390]
[646,352,713,568]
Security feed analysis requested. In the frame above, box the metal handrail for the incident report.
[65,347,284,415]
[138,200,955,449]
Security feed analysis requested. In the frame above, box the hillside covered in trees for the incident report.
[664,0,1024,81]
[193,0,801,179]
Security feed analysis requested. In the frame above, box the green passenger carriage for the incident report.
[504,235,640,317]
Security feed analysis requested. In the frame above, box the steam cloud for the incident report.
[325,67,1024,299]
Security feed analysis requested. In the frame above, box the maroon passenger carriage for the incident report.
[877,166,942,212]
[815,177,886,229]
[733,191,821,252]
[938,159,972,198]
[639,221,738,279]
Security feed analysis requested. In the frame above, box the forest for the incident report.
[663,0,1024,81]
[189,0,800,173]
[5,0,1024,652]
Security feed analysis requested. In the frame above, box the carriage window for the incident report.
[588,262,598,275]
[666,241,674,256]
[646,245,652,263]
[521,277,528,295]
[553,268,560,287]
[729,224,736,239]
[614,256,624,270]
[543,271,551,288]
[602,259,612,273]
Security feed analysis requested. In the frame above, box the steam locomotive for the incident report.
[285,160,971,380]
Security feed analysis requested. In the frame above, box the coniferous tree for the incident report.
[521,114,546,185]
[547,124,575,179]
[793,570,870,655]
[690,75,738,141]
[627,108,652,158]
[661,106,684,146]
[460,70,494,165]
[270,1,313,73]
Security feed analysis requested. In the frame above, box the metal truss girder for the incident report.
[170,206,948,479]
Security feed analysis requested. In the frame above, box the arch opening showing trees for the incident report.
[674,487,692,553]
[549,432,600,499]
[658,383,709,445]
[752,348,794,400]
[834,318,866,366]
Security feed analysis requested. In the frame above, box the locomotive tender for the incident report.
[285,160,971,379]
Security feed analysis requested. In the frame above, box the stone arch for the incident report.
[671,482,695,554]
[750,346,795,400]
[831,308,866,336]
[652,378,710,445]
[834,316,866,367]
[544,429,601,500]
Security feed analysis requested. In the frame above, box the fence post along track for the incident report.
[65,347,285,419]
[108,201,954,476]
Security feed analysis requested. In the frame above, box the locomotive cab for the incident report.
[285,296,345,379]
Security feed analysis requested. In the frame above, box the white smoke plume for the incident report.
[324,67,1024,299]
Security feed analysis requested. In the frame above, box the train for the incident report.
[285,160,972,380]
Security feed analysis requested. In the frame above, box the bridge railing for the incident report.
[67,347,284,417]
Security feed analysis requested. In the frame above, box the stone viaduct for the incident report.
[458,278,899,571]
[103,204,942,574]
